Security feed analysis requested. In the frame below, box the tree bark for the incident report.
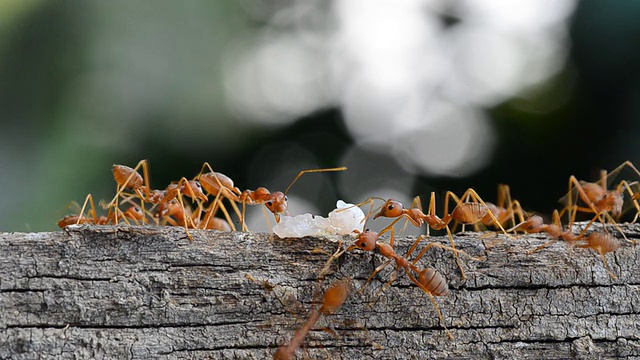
[1,224,639,359]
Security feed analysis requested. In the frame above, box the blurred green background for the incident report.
[2,0,640,232]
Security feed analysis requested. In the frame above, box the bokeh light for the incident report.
[4,0,640,233]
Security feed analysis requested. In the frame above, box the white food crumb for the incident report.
[273,200,365,238]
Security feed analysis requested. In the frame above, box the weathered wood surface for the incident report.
[1,224,639,359]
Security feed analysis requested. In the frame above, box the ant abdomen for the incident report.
[418,268,449,296]
[112,164,144,190]
[451,203,487,224]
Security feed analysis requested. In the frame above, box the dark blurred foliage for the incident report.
[1,0,640,231]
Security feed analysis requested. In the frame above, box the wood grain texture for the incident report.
[1,224,639,359]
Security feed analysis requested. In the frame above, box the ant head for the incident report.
[191,180,208,201]
[354,229,378,251]
[604,192,623,217]
[125,206,144,221]
[149,189,166,203]
[374,199,404,219]
[265,192,288,215]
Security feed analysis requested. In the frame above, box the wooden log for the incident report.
[1,224,639,359]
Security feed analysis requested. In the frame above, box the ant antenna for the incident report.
[283,167,347,195]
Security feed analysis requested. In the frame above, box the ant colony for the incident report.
[57,160,640,358]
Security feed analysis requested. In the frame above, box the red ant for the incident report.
[107,160,152,224]
[273,279,350,360]
[511,209,624,280]
[574,232,622,280]
[198,164,348,231]
[370,188,511,278]
[480,184,526,230]
[510,209,581,252]
[108,160,218,240]
[323,226,483,339]
[239,166,347,226]
[58,194,144,228]
[196,163,247,232]
[559,161,640,241]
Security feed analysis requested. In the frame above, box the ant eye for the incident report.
[284,196,288,201]
[267,201,273,207]
[388,205,394,210]
[365,228,370,232]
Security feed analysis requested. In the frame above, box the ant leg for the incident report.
[399,196,423,235]
[499,184,520,229]
[606,161,640,186]
[373,268,401,299]
[457,189,514,239]
[405,235,427,259]
[602,212,634,244]
[406,271,453,340]
[199,162,244,230]
[75,194,98,225]
[200,191,221,229]
[219,199,238,232]
[174,190,194,241]
[511,200,527,226]
[358,199,378,231]
[341,197,385,214]
[201,192,237,231]
[575,244,619,280]
[107,160,150,224]
[318,241,346,280]
[597,251,618,280]
[527,240,558,255]
[575,211,633,244]
[461,189,475,232]
[378,217,406,238]
[261,205,272,232]
[445,226,465,279]
[359,259,393,294]
[442,190,463,223]
[565,176,603,225]
[241,201,247,232]
[411,242,486,264]
[617,180,640,224]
